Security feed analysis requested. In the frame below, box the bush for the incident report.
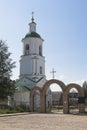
[0,104,30,114]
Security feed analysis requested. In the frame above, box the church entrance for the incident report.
[30,80,85,114]
[33,90,40,112]
[63,83,85,114]
[30,87,42,112]
[45,83,63,113]
[41,79,66,113]
[68,88,79,114]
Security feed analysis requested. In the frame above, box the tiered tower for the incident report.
[17,14,46,89]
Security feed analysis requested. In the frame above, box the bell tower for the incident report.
[14,14,52,108]
[19,14,46,88]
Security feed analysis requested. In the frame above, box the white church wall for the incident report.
[14,92,30,107]
[20,55,45,77]
[37,56,45,75]
[46,89,52,107]
[20,56,33,76]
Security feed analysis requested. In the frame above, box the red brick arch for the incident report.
[63,83,85,114]
[41,79,66,113]
[30,81,85,114]
[30,86,42,112]
[42,79,66,93]
[65,83,84,96]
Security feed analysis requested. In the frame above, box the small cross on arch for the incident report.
[50,68,56,79]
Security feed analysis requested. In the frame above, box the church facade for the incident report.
[14,15,51,108]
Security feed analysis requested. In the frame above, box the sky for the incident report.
[0,0,87,90]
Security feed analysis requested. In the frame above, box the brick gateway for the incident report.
[30,79,85,114]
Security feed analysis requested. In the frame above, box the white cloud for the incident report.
[58,75,65,80]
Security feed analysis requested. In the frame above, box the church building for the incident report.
[14,14,51,108]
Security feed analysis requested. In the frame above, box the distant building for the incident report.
[52,91,63,106]
[68,90,78,105]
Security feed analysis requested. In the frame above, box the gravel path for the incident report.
[0,113,87,130]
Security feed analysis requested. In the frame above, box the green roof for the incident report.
[15,85,31,92]
[25,32,41,39]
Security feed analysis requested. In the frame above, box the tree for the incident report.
[82,81,87,98]
[0,40,15,100]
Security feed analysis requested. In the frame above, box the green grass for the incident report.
[0,109,17,114]
[0,105,29,114]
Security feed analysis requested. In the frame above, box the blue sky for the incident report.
[0,0,87,88]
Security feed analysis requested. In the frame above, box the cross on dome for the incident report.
[31,12,34,22]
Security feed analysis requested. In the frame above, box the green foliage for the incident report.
[0,108,23,114]
[0,108,17,114]
[0,40,16,100]
[0,105,30,114]
[0,78,15,99]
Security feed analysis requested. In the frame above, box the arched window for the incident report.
[25,44,29,55]
[40,66,42,74]
[39,45,42,56]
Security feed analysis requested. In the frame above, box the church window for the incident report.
[25,44,29,55]
[40,66,42,74]
[39,45,42,56]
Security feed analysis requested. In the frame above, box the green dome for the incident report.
[25,32,41,39]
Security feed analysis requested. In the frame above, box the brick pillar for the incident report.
[40,93,46,113]
[30,95,34,112]
[78,104,85,113]
[63,93,69,114]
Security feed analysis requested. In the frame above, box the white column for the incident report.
[32,56,39,75]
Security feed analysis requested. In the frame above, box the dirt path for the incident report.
[0,113,87,130]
